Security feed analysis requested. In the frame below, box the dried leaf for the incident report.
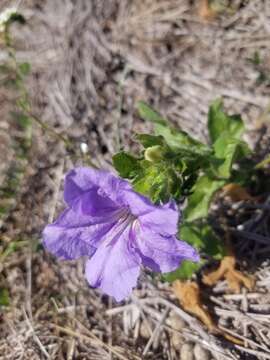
[203,255,254,292]
[198,0,215,20]
[222,183,257,202]
[173,280,244,345]
[173,280,216,332]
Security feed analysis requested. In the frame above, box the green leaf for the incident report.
[136,134,165,148]
[19,62,31,76]
[17,97,30,111]
[137,102,211,161]
[180,222,224,258]
[133,162,177,202]
[184,175,225,221]
[256,154,270,169]
[11,112,31,129]
[247,51,261,66]
[208,99,244,143]
[7,13,26,25]
[137,101,167,126]
[112,152,141,178]
[0,240,27,260]
[180,223,205,250]
[0,288,10,307]
[163,260,202,282]
[200,224,225,259]
[213,137,251,178]
[154,124,211,156]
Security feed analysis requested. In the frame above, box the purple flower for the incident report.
[43,167,199,301]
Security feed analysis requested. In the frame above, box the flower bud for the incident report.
[144,145,163,162]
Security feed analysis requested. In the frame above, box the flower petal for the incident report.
[85,227,141,302]
[121,190,179,235]
[42,205,117,260]
[138,205,179,236]
[134,225,199,273]
[64,167,131,206]
[79,189,118,217]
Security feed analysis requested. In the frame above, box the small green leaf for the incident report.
[137,102,211,160]
[137,101,167,126]
[208,99,244,143]
[112,152,141,178]
[11,112,31,129]
[213,137,251,178]
[0,288,10,307]
[200,224,225,259]
[247,51,261,66]
[184,175,225,221]
[16,97,30,111]
[136,134,165,148]
[7,13,26,25]
[0,205,9,216]
[1,241,26,260]
[154,124,211,157]
[255,153,270,169]
[180,223,205,250]
[163,260,202,282]
[180,223,224,258]
[19,62,31,76]
[133,163,167,202]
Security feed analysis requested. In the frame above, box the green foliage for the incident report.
[113,99,253,280]
[138,102,211,156]
[0,288,9,307]
[0,13,32,227]
[18,62,31,76]
[180,222,224,258]
[137,101,167,126]
[184,176,225,222]
[0,240,28,261]
[247,51,270,85]
[208,99,244,143]
[213,137,250,178]
[163,260,202,282]
[113,152,141,179]
[133,162,180,203]
[11,112,31,130]
[7,13,26,26]
[136,134,165,148]
[247,51,261,66]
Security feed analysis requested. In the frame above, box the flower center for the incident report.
[107,208,137,246]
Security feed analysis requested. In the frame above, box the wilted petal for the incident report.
[135,225,199,273]
[85,227,141,302]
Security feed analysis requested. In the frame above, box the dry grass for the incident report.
[1,0,270,359]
